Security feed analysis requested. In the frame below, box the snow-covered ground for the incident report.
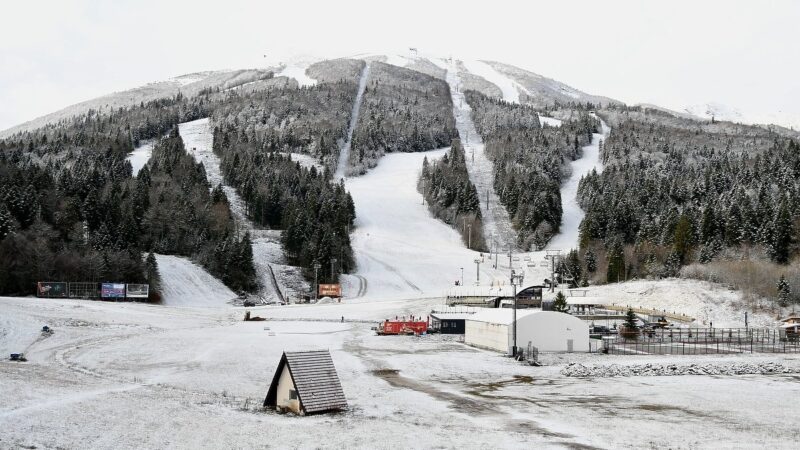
[538,116,563,127]
[335,63,370,180]
[461,59,522,104]
[545,116,609,252]
[275,64,318,87]
[2,295,799,449]
[446,62,519,252]
[153,254,237,306]
[125,140,154,176]
[588,278,780,328]
[345,148,534,300]
[287,152,323,172]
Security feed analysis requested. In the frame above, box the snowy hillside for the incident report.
[0,69,278,139]
[684,101,800,130]
[154,254,237,307]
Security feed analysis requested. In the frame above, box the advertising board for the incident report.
[318,284,342,297]
[101,283,126,299]
[37,282,68,298]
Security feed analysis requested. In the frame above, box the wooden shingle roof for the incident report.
[264,350,347,414]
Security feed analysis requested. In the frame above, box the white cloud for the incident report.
[1,0,798,130]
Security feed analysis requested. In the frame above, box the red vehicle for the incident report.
[376,316,429,335]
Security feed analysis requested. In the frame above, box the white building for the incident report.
[464,309,589,353]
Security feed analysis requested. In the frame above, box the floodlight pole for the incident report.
[313,262,321,301]
[510,269,524,358]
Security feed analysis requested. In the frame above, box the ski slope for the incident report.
[275,64,317,87]
[445,63,519,252]
[177,119,305,303]
[335,63,370,180]
[125,140,154,176]
[461,60,522,104]
[545,116,610,252]
[345,148,546,300]
[154,254,237,307]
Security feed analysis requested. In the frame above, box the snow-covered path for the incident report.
[178,119,303,303]
[335,63,370,180]
[445,63,519,252]
[545,116,610,251]
[125,140,154,176]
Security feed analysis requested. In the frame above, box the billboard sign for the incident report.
[125,284,149,299]
[101,283,126,299]
[37,282,68,298]
[318,284,342,297]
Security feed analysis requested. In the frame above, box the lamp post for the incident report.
[313,262,321,301]
[510,269,525,358]
[474,258,481,285]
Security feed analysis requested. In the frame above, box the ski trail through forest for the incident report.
[545,115,610,251]
[446,63,519,252]
[178,119,290,303]
[335,63,370,180]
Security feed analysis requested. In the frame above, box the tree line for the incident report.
[577,107,800,290]
[418,139,486,251]
[465,91,598,250]
[349,62,458,175]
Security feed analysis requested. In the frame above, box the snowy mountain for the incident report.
[683,101,800,131]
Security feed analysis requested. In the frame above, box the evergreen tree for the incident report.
[585,249,597,274]
[145,252,161,293]
[777,274,791,307]
[0,205,12,240]
[772,201,792,264]
[606,241,625,283]
[624,308,639,330]
[673,214,693,263]
[552,291,569,313]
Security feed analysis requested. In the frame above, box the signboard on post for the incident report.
[318,284,342,298]
[37,282,68,298]
[101,283,126,299]
[126,284,149,299]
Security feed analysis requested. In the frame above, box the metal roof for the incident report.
[264,350,347,414]
[465,308,542,325]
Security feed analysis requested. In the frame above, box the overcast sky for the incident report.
[2,0,798,131]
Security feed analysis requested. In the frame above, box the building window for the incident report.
[289,389,298,400]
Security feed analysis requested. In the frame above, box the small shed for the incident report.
[465,309,589,354]
[264,350,347,415]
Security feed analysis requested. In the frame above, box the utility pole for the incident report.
[460,267,464,286]
[507,249,512,274]
[313,262,321,301]
[421,178,426,205]
[331,258,337,283]
[474,258,481,285]
[467,224,472,249]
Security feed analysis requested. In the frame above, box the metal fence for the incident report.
[600,327,800,355]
